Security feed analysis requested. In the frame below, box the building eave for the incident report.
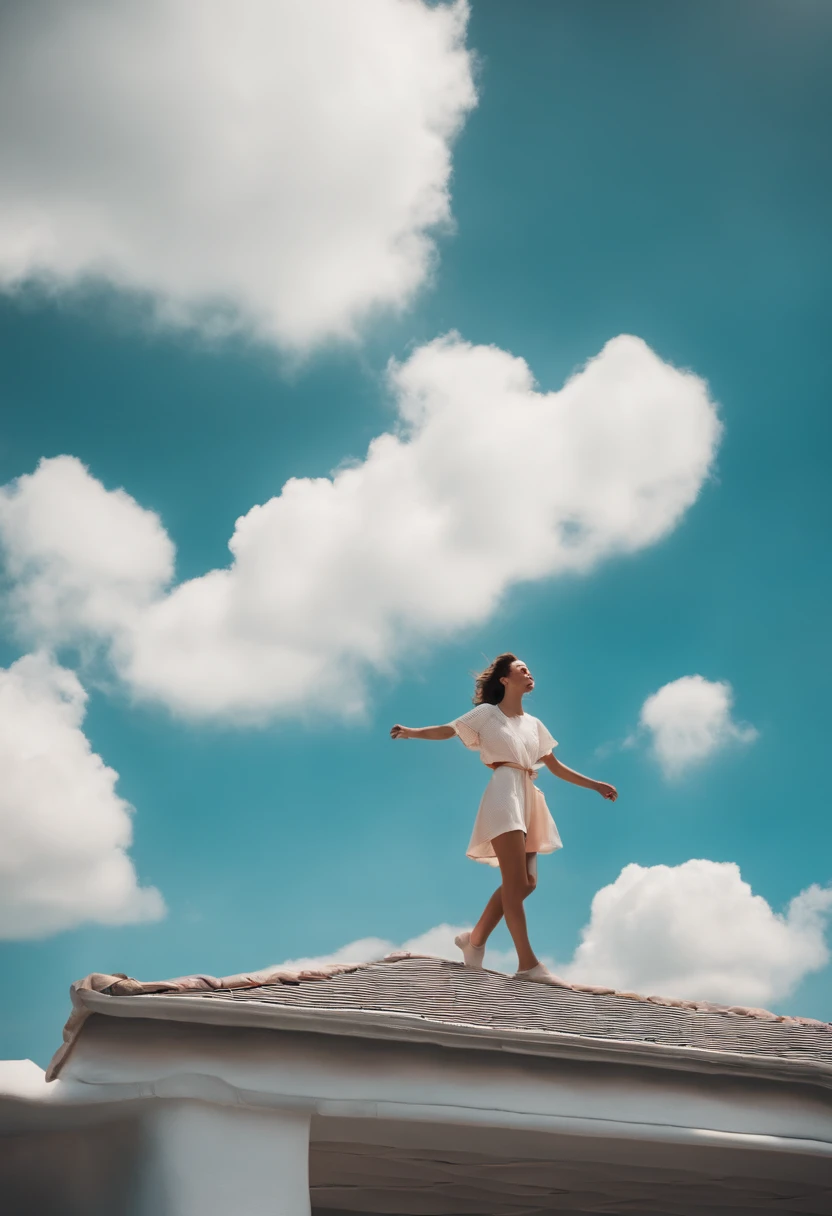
[76,987,832,1092]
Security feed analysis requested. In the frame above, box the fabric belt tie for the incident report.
[489,760,540,827]
[490,761,537,778]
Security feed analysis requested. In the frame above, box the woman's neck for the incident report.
[500,690,524,717]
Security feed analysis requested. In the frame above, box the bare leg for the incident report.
[469,887,503,949]
[470,851,537,949]
[488,831,538,972]
[460,840,564,985]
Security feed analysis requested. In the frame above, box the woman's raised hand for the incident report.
[595,781,618,802]
[390,724,412,740]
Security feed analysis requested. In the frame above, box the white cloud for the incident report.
[636,675,758,778]
[0,334,721,720]
[0,652,164,939]
[0,454,174,644]
[0,0,475,350]
[290,863,832,1009]
[563,860,832,1007]
[276,923,519,976]
[276,923,469,972]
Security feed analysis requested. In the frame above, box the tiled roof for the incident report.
[152,956,832,1064]
[49,953,832,1082]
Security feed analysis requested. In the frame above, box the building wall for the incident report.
[3,1014,832,1216]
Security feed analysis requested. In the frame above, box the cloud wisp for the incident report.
[276,924,477,973]
[0,334,722,721]
[0,0,475,351]
[0,652,164,939]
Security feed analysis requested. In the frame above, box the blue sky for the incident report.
[1,0,831,1067]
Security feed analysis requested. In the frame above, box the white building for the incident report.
[1,954,831,1215]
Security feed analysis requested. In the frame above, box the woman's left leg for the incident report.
[468,853,538,949]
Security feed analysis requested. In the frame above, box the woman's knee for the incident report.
[493,831,535,903]
[504,877,534,907]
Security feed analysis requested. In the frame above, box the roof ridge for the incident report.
[376,953,832,1031]
[99,951,832,1030]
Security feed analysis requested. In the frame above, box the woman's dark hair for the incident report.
[472,653,517,705]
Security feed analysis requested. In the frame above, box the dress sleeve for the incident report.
[536,718,558,759]
[451,703,492,751]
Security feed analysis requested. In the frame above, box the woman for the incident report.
[390,653,617,985]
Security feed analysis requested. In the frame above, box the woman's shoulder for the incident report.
[463,701,502,726]
[453,700,495,722]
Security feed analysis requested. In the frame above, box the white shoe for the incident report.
[454,931,485,969]
[515,963,568,987]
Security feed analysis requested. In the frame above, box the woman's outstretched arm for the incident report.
[541,752,617,801]
[390,724,456,741]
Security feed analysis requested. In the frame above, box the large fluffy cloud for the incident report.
[290,863,832,1009]
[563,860,832,1007]
[0,0,475,349]
[0,652,164,938]
[636,675,758,778]
[0,334,722,719]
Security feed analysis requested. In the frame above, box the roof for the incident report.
[48,954,832,1083]
[168,956,832,1058]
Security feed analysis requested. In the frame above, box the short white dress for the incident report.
[451,702,563,866]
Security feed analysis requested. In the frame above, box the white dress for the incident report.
[451,702,563,866]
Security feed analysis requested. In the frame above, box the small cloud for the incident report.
[632,675,757,778]
[275,936,395,971]
[274,922,521,976]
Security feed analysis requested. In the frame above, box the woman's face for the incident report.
[503,658,534,693]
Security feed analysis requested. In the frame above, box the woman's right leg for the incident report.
[489,830,538,972]
[469,887,504,950]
